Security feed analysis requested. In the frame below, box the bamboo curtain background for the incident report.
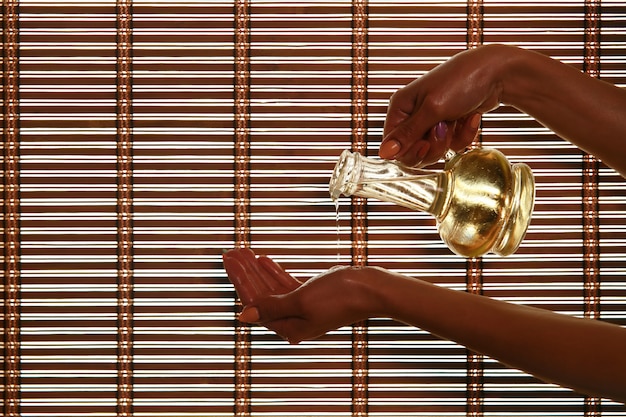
[2,0,626,416]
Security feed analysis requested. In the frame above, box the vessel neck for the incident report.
[329,150,450,217]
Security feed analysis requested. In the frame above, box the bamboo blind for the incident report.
[3,0,626,416]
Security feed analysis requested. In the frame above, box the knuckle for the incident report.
[388,85,409,105]
[419,94,446,120]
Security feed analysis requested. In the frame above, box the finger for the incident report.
[228,248,274,297]
[238,305,261,323]
[397,138,430,167]
[380,115,430,161]
[380,83,428,161]
[246,297,310,344]
[420,121,454,167]
[240,294,301,326]
[393,119,453,167]
[383,82,420,138]
[257,255,302,293]
[222,254,259,305]
[380,104,440,162]
[451,112,481,151]
[383,106,412,141]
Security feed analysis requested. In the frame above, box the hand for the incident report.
[223,248,386,344]
[222,247,301,304]
[380,44,514,167]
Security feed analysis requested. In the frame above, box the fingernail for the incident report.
[239,306,260,323]
[435,121,447,141]
[380,139,401,159]
[469,113,481,129]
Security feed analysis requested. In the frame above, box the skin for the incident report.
[381,44,626,176]
[223,45,626,403]
[224,248,626,403]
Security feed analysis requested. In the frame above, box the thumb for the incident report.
[238,305,261,323]
[238,294,299,324]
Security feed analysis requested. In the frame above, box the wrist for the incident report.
[495,44,557,109]
[474,43,527,106]
[345,266,434,322]
[337,266,396,320]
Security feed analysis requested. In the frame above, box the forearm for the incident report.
[362,270,626,402]
[497,44,626,177]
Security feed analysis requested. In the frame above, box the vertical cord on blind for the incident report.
[3,1,21,417]
[583,0,601,415]
[234,0,251,415]
[116,1,135,416]
[351,2,369,415]
[466,1,485,416]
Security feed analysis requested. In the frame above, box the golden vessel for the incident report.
[329,147,535,257]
